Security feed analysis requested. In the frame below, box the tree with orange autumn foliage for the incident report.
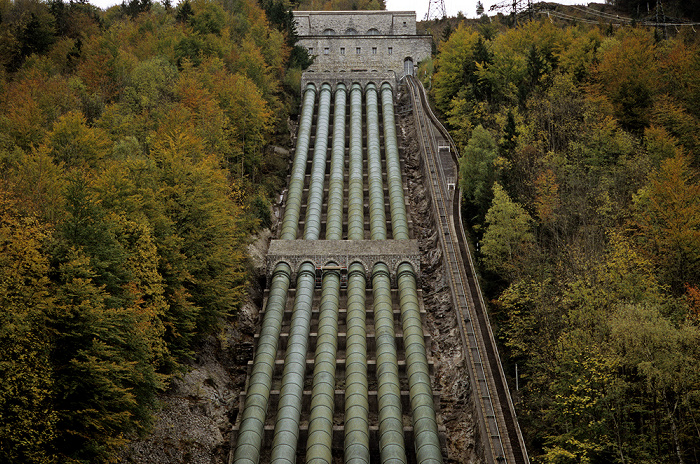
[0,0,301,461]
[429,16,700,462]
[632,153,700,294]
[0,189,57,464]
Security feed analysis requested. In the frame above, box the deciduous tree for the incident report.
[481,182,535,280]
[459,125,500,221]
[0,190,57,464]
[632,153,700,294]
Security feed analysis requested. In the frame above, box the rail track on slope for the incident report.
[403,75,529,464]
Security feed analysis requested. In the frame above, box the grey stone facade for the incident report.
[294,10,417,35]
[266,240,421,287]
[300,71,398,91]
[294,11,432,81]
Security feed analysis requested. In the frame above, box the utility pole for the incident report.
[425,0,447,21]
[655,0,667,39]
[490,0,532,25]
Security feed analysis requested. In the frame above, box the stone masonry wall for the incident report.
[293,11,432,78]
[296,35,432,75]
[294,11,417,35]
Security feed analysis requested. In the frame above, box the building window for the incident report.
[403,21,407,26]
[340,47,345,55]
[372,47,377,55]
[324,47,329,55]
[356,47,361,55]
[388,47,393,55]
[308,47,313,54]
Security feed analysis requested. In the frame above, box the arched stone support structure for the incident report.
[266,240,421,288]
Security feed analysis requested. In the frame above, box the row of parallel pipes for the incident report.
[270,262,317,464]
[366,85,409,464]
[373,262,408,464]
[233,262,292,464]
[234,81,443,464]
[306,81,348,464]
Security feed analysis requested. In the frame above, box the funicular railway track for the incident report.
[403,76,529,464]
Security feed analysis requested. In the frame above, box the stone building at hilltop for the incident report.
[293,10,432,86]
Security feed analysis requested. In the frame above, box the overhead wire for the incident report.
[536,5,700,27]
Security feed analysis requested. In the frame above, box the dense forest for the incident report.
[0,0,308,462]
[424,15,700,464]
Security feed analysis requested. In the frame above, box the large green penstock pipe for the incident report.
[365,83,387,240]
[306,268,341,464]
[373,263,407,464]
[281,83,316,240]
[398,263,443,464]
[381,83,409,241]
[233,262,292,464]
[326,83,347,240]
[344,263,370,464]
[348,83,365,241]
[270,262,317,464]
[305,83,332,240]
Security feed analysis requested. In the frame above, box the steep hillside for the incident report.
[424,16,700,464]
[0,0,305,462]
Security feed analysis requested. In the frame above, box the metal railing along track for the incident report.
[403,76,529,464]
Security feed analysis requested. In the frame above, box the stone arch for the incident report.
[367,28,380,35]
[268,258,293,272]
[394,259,420,286]
[323,259,340,267]
[323,28,336,35]
[380,80,394,92]
[345,27,358,35]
